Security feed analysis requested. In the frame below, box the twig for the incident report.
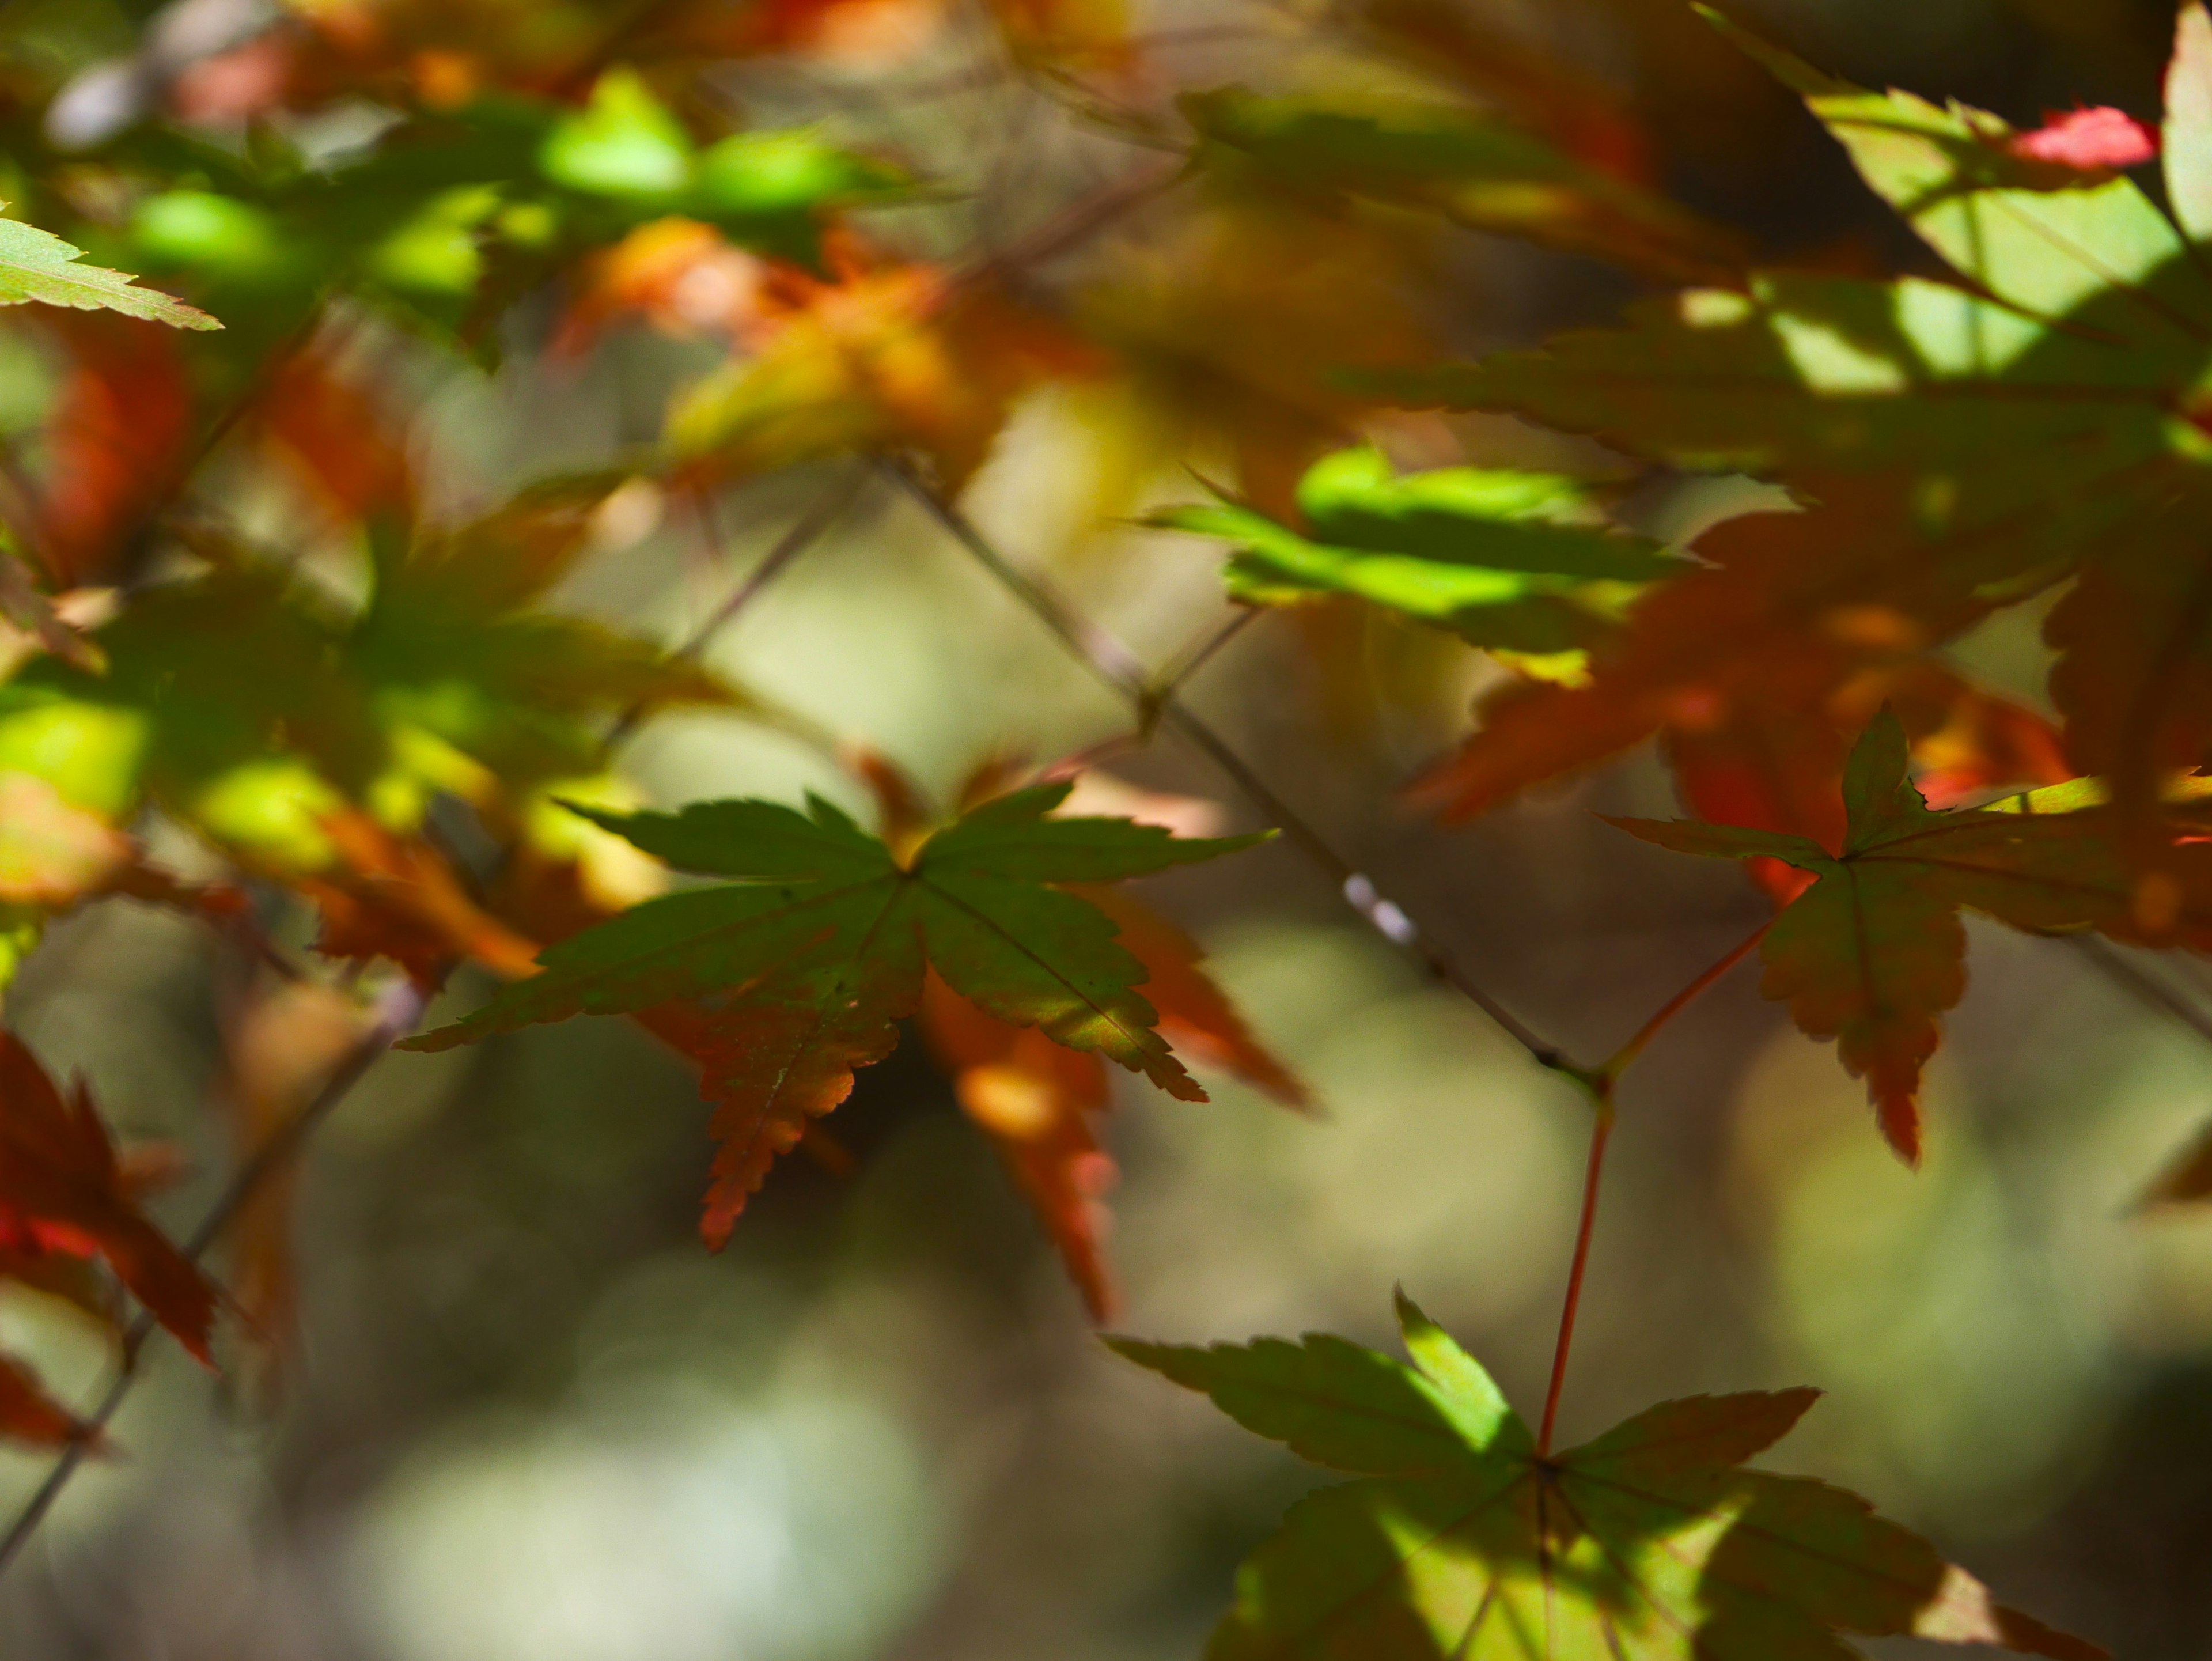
[1537,1094,1613,1458]
[1601,921,1771,1082]
[0,975,433,1583]
[2071,933,2212,1046]
[880,455,1580,1076]
[671,468,870,664]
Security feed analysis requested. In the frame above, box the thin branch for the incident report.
[881,455,1582,1077]
[1538,1094,1614,1458]
[671,467,870,664]
[1600,920,1771,1083]
[947,156,1188,297]
[2071,933,2212,1046]
[0,975,433,1583]
[1146,606,1260,721]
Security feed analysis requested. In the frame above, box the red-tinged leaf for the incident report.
[915,884,1306,1319]
[1619,712,2212,1157]
[552,219,766,357]
[256,351,415,521]
[920,970,1121,1319]
[1073,884,1309,1110]
[1665,664,2073,906]
[0,1032,218,1361]
[33,315,193,586]
[1411,482,2000,824]
[652,984,915,1247]
[219,979,366,1387]
[0,1350,96,1448]
[304,811,544,986]
[668,255,1104,491]
[403,788,1269,1246]
[0,772,132,906]
[2044,531,2212,862]
[2009,107,2159,171]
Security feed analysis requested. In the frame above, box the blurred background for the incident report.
[0,0,2207,1656]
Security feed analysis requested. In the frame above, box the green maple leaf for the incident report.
[0,213,218,331]
[1181,90,1746,284]
[401,784,1270,1243]
[1611,711,2212,1160]
[1151,449,1680,656]
[1111,1292,2102,1660]
[1380,6,2212,828]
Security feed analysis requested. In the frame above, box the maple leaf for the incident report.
[1407,482,2006,823]
[0,1351,96,1447]
[1663,661,2073,906]
[32,314,196,587]
[1181,90,1747,285]
[922,880,1308,1319]
[1111,1292,2100,1660]
[400,784,1270,1244]
[666,256,1101,490]
[1388,7,2212,835]
[0,212,217,331]
[0,1031,219,1363]
[1153,448,1680,657]
[1612,711,2212,1160]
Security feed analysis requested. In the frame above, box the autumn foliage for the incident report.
[0,0,2208,1653]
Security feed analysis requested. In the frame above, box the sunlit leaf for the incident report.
[1112,1293,2100,1660]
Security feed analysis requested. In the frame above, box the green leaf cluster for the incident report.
[101,68,912,347]
[1153,447,1680,655]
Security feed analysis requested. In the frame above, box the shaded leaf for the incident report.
[1182,89,1746,285]
[0,1031,218,1361]
[1615,711,2212,1159]
[0,1351,95,1448]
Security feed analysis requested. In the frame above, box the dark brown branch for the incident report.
[879,454,1582,1077]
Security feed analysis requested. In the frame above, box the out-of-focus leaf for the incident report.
[1395,15,2212,843]
[0,1031,219,1363]
[1183,88,1747,284]
[1616,711,2212,1159]
[220,977,369,1391]
[1112,1293,2101,1659]
[0,1352,94,1448]
[1153,448,1677,653]
[401,785,1269,1246]
[0,210,217,330]
[2166,3,2212,244]
[668,260,1101,489]
[919,875,1306,1319]
[32,314,194,586]
[539,68,695,202]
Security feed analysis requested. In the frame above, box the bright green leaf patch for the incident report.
[402,784,1271,1243]
[1151,449,1678,653]
[1113,1293,2102,1660]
